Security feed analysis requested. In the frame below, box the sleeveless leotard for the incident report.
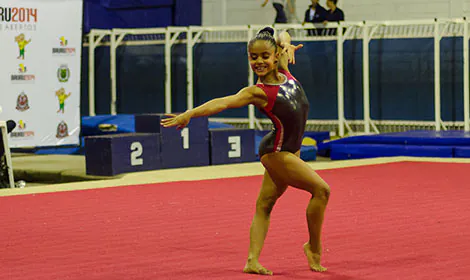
[256,69,310,157]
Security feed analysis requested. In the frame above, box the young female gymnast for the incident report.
[161,27,331,275]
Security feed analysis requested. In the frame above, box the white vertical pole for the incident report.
[88,30,96,116]
[434,21,441,131]
[221,0,227,25]
[337,24,345,137]
[464,19,470,131]
[248,27,255,129]
[110,30,117,115]
[187,27,194,110]
[363,23,371,134]
[165,28,172,114]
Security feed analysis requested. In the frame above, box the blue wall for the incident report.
[81,37,466,121]
[81,46,111,116]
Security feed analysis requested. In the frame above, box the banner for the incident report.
[0,0,83,148]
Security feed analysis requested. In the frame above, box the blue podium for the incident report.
[135,114,210,168]
[209,128,257,165]
[85,133,161,176]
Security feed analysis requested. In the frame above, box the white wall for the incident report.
[202,0,470,26]
[202,0,313,26]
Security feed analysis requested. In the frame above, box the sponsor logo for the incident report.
[10,120,34,138]
[11,63,35,82]
[57,64,70,82]
[18,119,25,129]
[55,88,71,113]
[16,92,29,111]
[14,33,31,59]
[60,36,67,46]
[0,7,38,32]
[0,7,38,23]
[56,121,69,138]
[52,36,75,55]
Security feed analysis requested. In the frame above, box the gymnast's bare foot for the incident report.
[243,258,273,275]
[303,242,327,272]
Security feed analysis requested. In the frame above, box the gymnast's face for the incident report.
[248,40,278,77]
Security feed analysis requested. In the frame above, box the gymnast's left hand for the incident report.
[160,112,191,129]
[282,43,303,65]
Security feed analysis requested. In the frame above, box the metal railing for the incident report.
[84,19,470,135]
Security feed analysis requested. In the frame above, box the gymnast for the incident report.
[161,27,331,275]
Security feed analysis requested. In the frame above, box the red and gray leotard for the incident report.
[256,69,310,157]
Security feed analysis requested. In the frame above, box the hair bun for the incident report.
[248,26,277,49]
[257,27,275,37]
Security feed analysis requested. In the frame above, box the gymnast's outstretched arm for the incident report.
[160,86,267,129]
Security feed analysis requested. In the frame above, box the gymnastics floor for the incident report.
[1,158,470,280]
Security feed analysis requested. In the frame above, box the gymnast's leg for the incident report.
[261,151,330,272]
[243,170,288,275]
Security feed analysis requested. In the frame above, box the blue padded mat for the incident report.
[208,122,234,129]
[454,147,470,158]
[33,146,82,155]
[317,141,331,157]
[327,130,470,147]
[330,144,454,160]
[12,137,86,155]
[82,115,136,136]
[300,146,318,161]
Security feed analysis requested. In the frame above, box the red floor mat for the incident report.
[1,161,470,280]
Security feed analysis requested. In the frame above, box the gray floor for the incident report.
[11,153,119,186]
[9,153,331,187]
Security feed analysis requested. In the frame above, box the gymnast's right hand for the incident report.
[160,112,191,129]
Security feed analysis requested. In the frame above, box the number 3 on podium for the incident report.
[181,128,189,149]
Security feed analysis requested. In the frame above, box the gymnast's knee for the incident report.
[314,183,331,203]
[256,195,278,216]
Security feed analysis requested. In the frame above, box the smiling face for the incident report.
[248,40,279,77]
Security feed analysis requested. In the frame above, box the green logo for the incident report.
[57,65,70,82]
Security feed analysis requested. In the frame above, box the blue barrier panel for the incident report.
[454,147,470,158]
[209,129,256,165]
[323,131,470,151]
[330,144,454,160]
[85,133,161,176]
[135,114,209,168]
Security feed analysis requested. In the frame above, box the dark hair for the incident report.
[248,27,277,49]
[328,0,338,4]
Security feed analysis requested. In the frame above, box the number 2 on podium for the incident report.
[130,142,143,166]
[181,128,189,149]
